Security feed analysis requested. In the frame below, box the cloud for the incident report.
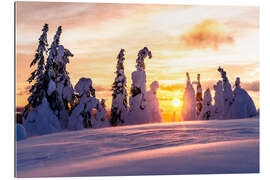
[158,97,174,101]
[160,83,185,92]
[94,85,111,92]
[241,81,259,92]
[180,19,234,50]
[16,85,31,96]
[159,80,259,93]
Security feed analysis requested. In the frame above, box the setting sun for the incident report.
[172,98,181,107]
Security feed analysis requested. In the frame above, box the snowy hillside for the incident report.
[16,117,259,177]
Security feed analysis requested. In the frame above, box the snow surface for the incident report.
[16,117,259,177]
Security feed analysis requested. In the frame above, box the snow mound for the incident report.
[16,124,27,141]
[23,97,61,136]
[231,85,258,118]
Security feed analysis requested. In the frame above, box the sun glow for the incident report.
[172,98,181,107]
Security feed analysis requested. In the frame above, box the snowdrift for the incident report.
[16,124,27,141]
[16,117,259,177]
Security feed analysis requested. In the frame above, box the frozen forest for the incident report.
[17,24,258,140]
[181,67,258,120]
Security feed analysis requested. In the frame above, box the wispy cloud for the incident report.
[94,85,111,92]
[241,80,259,92]
[160,83,185,92]
[16,85,31,96]
[180,19,234,50]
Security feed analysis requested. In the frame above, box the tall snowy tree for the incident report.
[49,45,74,128]
[45,26,62,72]
[44,26,63,115]
[23,24,62,136]
[23,24,49,117]
[181,72,196,121]
[198,88,213,120]
[195,74,203,118]
[68,78,99,130]
[218,67,234,119]
[46,26,74,129]
[213,80,224,119]
[110,49,128,126]
[128,47,152,124]
[145,81,162,123]
[230,77,258,119]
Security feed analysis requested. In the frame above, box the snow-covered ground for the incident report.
[16,117,259,177]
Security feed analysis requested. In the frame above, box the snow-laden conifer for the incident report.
[195,74,203,118]
[128,47,152,124]
[45,26,62,71]
[181,72,196,121]
[23,24,49,116]
[95,99,110,128]
[213,80,224,119]
[110,49,128,126]
[145,81,162,123]
[230,77,258,118]
[51,45,74,128]
[69,78,99,130]
[22,24,62,136]
[45,26,74,129]
[218,67,234,119]
[198,88,213,120]
[43,26,63,115]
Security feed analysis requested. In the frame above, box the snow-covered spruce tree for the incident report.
[23,24,49,118]
[128,47,152,124]
[43,26,63,116]
[50,45,74,128]
[145,81,162,123]
[181,72,196,121]
[110,49,128,126]
[198,88,213,120]
[46,26,74,129]
[213,80,224,119]
[68,78,99,130]
[95,99,110,128]
[218,67,234,119]
[195,74,203,118]
[45,26,62,72]
[230,77,258,119]
[22,24,62,136]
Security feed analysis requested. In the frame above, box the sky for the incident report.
[16,2,259,122]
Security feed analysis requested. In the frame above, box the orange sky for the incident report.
[16,2,259,122]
